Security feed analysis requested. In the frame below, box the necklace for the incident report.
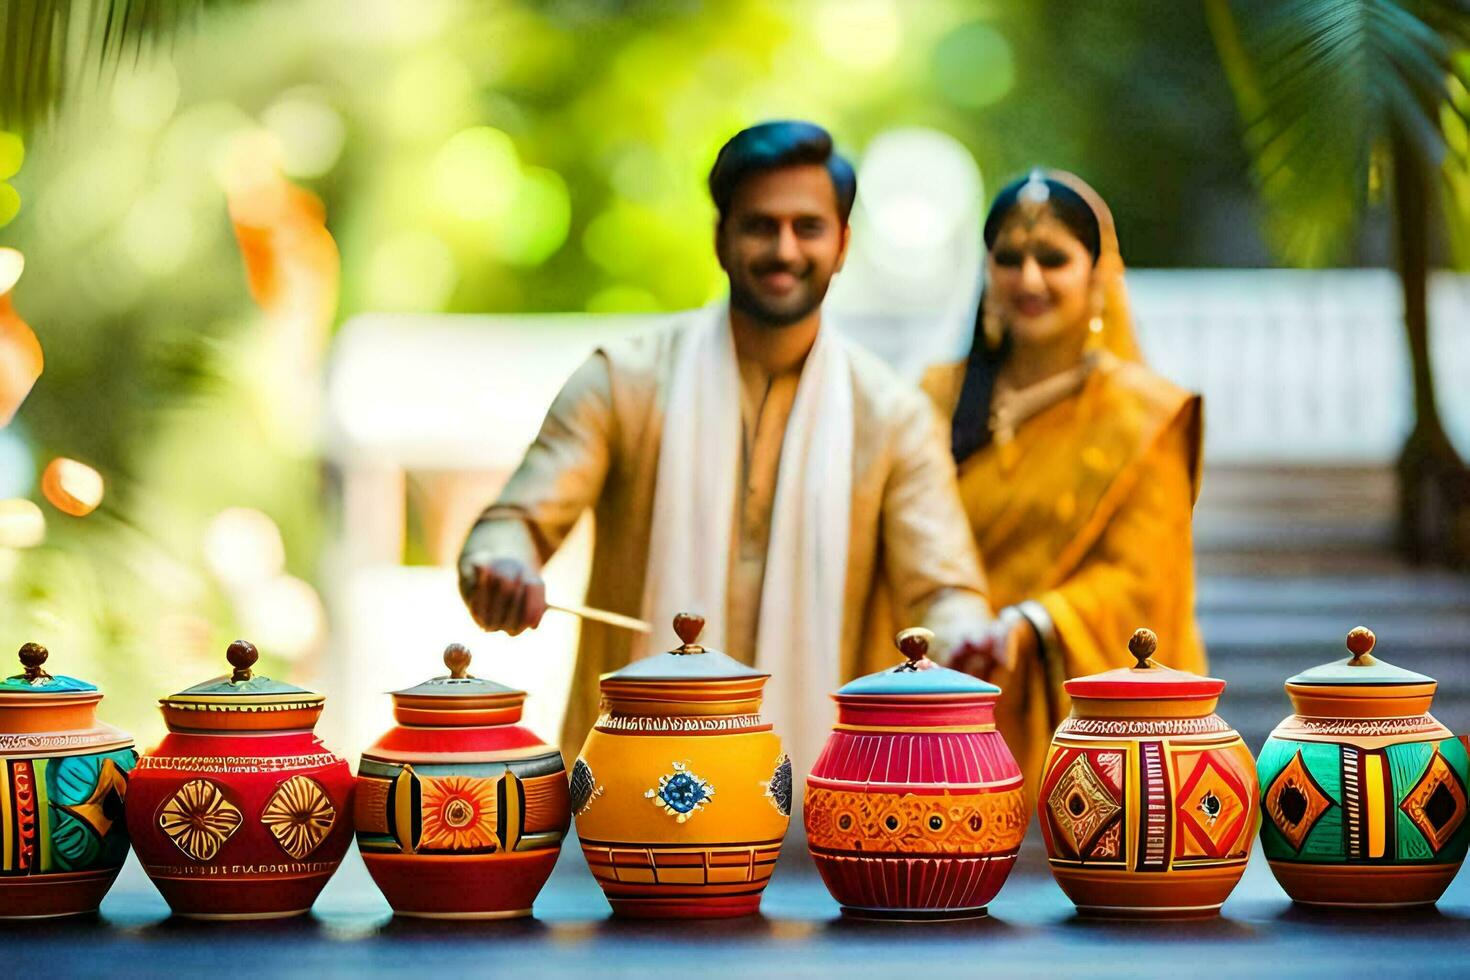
[989,351,1103,469]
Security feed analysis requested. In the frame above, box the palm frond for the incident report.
[0,0,250,135]
[1207,0,1470,265]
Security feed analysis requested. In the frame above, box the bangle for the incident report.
[1013,600,1055,664]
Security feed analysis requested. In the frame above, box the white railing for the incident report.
[1129,269,1470,464]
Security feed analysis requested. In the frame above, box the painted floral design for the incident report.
[763,754,792,817]
[158,779,243,861]
[418,774,499,851]
[570,758,603,816]
[646,761,714,822]
[261,775,336,859]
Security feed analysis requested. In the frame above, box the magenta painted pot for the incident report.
[803,628,1027,919]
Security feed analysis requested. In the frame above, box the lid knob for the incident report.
[1346,626,1377,666]
[17,642,51,682]
[672,612,705,654]
[443,642,472,679]
[1128,628,1158,669]
[895,627,938,671]
[226,639,259,683]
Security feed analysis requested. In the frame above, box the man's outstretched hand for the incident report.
[458,553,547,636]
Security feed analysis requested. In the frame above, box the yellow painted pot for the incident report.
[572,613,790,918]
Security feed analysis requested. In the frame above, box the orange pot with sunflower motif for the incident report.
[354,643,570,919]
[126,640,354,919]
[1038,628,1259,918]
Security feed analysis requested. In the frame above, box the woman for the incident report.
[927,169,1206,792]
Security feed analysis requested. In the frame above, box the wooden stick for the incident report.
[546,601,652,635]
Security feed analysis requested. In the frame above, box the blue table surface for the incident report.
[6,827,1470,978]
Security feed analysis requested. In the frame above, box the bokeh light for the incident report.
[263,91,347,179]
[0,428,33,498]
[432,126,521,222]
[366,229,459,311]
[111,59,181,133]
[494,166,572,267]
[237,574,327,662]
[40,458,105,517]
[0,132,22,179]
[203,507,287,590]
[930,20,1015,109]
[0,499,44,548]
[815,0,903,71]
[0,184,19,228]
[0,247,21,293]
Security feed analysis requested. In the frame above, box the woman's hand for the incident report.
[947,609,1037,681]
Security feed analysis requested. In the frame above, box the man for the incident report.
[459,120,992,769]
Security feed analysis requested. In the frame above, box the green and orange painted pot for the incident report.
[1259,626,1470,907]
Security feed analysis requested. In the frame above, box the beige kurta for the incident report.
[470,312,991,760]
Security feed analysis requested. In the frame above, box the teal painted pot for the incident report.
[1258,627,1470,907]
[0,643,138,919]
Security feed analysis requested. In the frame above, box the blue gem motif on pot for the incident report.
[647,761,714,822]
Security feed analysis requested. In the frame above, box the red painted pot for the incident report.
[804,628,1026,919]
[354,643,570,919]
[126,640,354,920]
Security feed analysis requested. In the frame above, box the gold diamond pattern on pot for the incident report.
[1400,751,1468,853]
[1264,750,1332,852]
[1046,755,1121,856]
[158,778,243,862]
[261,775,337,859]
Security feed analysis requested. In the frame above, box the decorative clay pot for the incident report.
[355,643,570,919]
[126,640,354,919]
[804,628,1026,919]
[1258,626,1470,907]
[0,643,136,918]
[1038,628,1259,918]
[572,613,790,918]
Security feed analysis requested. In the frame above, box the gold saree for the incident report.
[926,358,1204,796]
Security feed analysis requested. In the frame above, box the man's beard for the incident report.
[728,264,830,329]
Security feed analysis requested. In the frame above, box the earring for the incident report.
[1084,314,1105,354]
[982,299,1004,351]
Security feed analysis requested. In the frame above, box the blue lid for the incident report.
[0,643,98,694]
[837,628,1000,697]
[604,613,767,684]
[1286,627,1434,688]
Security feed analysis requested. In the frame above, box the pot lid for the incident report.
[164,640,320,701]
[392,643,522,697]
[0,643,97,695]
[1287,627,1433,687]
[838,628,999,696]
[602,613,767,682]
[1064,628,1225,700]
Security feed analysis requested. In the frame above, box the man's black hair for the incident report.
[708,120,857,225]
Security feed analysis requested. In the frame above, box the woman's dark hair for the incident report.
[708,120,857,225]
[981,173,1102,262]
[950,172,1103,463]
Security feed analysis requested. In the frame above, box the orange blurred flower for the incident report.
[0,248,41,428]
